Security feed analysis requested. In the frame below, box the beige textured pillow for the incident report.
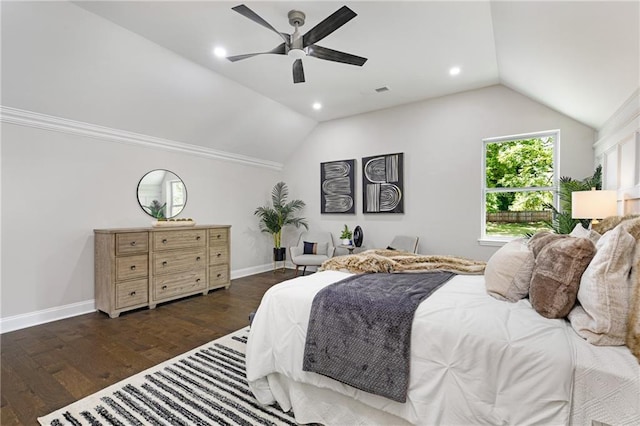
[626,238,640,360]
[485,239,534,302]
[530,236,596,319]
[592,214,640,234]
[568,225,636,345]
[528,231,566,257]
[570,223,601,245]
[620,218,640,360]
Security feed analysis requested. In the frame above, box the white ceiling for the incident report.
[75,1,639,129]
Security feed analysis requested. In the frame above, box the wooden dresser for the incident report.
[94,225,230,318]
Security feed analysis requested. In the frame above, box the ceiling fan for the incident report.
[227,4,368,84]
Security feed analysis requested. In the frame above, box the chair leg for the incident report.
[302,266,307,276]
[294,265,299,277]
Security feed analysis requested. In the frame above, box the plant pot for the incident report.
[273,247,286,261]
[342,238,352,246]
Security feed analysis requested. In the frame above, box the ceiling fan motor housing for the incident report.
[288,10,306,27]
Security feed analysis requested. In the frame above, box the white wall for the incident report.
[1,120,284,325]
[282,85,596,261]
[0,0,312,331]
[594,89,640,214]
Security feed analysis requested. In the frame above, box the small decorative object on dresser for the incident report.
[94,225,230,318]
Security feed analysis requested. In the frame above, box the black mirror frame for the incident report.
[136,169,187,219]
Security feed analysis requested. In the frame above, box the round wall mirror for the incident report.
[137,169,187,219]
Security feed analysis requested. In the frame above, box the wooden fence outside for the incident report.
[486,210,552,223]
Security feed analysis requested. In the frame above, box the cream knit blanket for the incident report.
[320,249,486,275]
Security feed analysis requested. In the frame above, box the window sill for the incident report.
[477,237,515,247]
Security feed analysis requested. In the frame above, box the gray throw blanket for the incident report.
[302,271,456,402]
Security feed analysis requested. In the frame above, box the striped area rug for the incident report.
[38,327,299,426]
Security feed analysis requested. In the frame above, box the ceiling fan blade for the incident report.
[293,59,305,84]
[302,5,357,47]
[307,45,367,66]
[227,43,286,62]
[232,4,289,45]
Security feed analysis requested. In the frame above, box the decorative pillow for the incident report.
[529,236,596,319]
[570,223,601,245]
[568,225,635,345]
[303,241,328,256]
[592,214,640,235]
[620,218,640,358]
[627,239,640,359]
[485,239,534,302]
[527,231,566,258]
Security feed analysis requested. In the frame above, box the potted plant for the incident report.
[254,182,309,261]
[144,200,167,219]
[340,224,353,246]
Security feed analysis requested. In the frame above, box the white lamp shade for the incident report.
[571,190,618,219]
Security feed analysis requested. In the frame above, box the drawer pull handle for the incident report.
[130,265,136,270]
[130,241,136,246]
[217,253,222,257]
[196,236,201,240]
[196,278,201,283]
[216,234,221,239]
[162,285,167,290]
[196,256,201,261]
[217,273,222,278]
[162,261,168,266]
[130,291,136,296]
[162,239,167,244]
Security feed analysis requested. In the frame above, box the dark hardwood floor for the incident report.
[1,270,296,425]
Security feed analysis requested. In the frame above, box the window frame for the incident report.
[479,129,560,245]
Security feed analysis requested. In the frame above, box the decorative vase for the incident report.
[273,247,286,261]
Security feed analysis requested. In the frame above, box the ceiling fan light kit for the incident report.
[227,4,368,84]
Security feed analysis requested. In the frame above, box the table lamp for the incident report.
[571,188,617,228]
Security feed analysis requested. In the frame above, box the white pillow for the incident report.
[570,223,601,245]
[485,238,534,302]
[568,225,635,345]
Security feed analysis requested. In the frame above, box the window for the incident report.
[480,130,559,243]
[169,180,186,217]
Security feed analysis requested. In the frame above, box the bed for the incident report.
[246,220,640,425]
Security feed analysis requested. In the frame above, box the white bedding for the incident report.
[246,271,640,425]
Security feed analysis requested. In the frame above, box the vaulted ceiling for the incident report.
[75,1,639,130]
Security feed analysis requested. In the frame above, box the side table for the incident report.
[339,244,356,254]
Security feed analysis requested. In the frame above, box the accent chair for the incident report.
[290,231,335,276]
[388,235,419,253]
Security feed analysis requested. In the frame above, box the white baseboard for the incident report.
[2,266,299,333]
[0,299,96,334]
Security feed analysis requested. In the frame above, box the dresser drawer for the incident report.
[153,249,206,276]
[209,243,229,265]
[116,254,149,281]
[154,271,207,300]
[153,230,206,251]
[115,279,148,309]
[209,265,229,288]
[209,228,229,245]
[116,232,149,256]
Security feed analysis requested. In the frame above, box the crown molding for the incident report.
[0,106,283,171]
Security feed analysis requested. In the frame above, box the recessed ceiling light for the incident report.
[312,102,322,110]
[449,66,461,76]
[213,47,227,58]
